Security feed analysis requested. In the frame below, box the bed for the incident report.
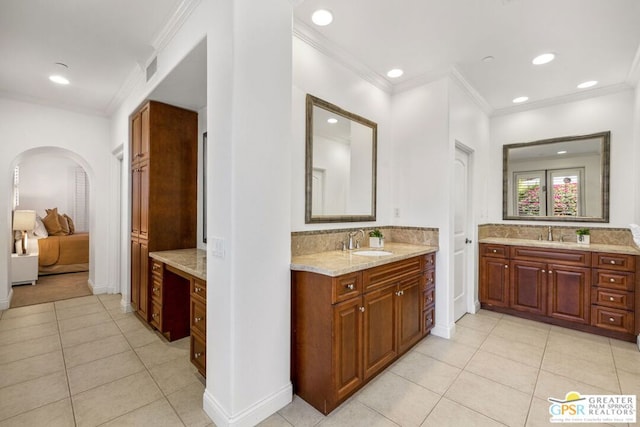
[37,232,90,275]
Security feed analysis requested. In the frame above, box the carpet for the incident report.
[10,271,92,308]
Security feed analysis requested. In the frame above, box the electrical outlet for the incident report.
[211,237,225,259]
[394,208,400,218]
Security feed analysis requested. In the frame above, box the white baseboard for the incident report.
[87,279,110,295]
[431,322,455,339]
[120,299,133,313]
[0,288,14,310]
[203,382,292,427]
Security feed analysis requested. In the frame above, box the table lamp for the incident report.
[12,210,36,255]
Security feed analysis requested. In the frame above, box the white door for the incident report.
[453,146,471,321]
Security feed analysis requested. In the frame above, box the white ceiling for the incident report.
[1,0,639,117]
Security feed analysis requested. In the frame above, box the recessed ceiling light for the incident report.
[532,53,555,65]
[49,75,70,85]
[49,62,70,85]
[327,118,338,124]
[311,9,333,26]
[557,150,567,154]
[577,80,598,89]
[386,68,404,78]
[482,56,495,63]
[513,96,529,103]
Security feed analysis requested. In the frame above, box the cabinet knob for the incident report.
[610,260,616,264]
[542,269,546,273]
[609,296,615,301]
[609,278,615,283]
[427,297,433,303]
[194,317,202,323]
[609,317,615,322]
[548,270,552,274]
[152,313,158,319]
[153,287,159,292]
[195,287,202,293]
[492,249,497,253]
[345,283,355,290]
[194,352,202,358]
[359,307,365,312]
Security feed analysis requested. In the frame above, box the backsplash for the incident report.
[478,223,636,247]
[291,226,439,257]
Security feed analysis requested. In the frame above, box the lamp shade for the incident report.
[12,210,36,231]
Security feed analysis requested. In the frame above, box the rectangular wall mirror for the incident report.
[305,94,377,223]
[503,131,610,222]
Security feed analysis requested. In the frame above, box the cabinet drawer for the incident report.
[423,269,435,290]
[423,307,435,333]
[591,306,634,334]
[480,244,508,258]
[423,253,436,269]
[149,301,162,330]
[151,275,162,303]
[593,270,635,291]
[190,298,206,336]
[591,288,633,310]
[363,257,422,292]
[511,246,589,266]
[191,333,206,376]
[191,278,206,302]
[592,253,636,272]
[332,272,362,304]
[423,287,435,310]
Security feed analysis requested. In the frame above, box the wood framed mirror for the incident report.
[305,95,377,223]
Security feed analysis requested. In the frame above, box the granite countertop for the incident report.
[478,237,640,255]
[149,248,206,281]
[290,242,438,277]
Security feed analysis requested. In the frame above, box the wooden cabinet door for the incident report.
[397,277,423,353]
[139,104,150,161]
[138,162,149,240]
[131,240,140,311]
[510,260,547,315]
[363,285,397,379]
[480,256,509,307]
[131,167,140,237]
[138,241,149,321]
[548,264,590,324]
[131,110,141,161]
[333,297,363,401]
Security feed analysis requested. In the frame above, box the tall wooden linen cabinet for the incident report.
[130,101,198,321]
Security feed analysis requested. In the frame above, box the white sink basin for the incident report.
[353,250,393,257]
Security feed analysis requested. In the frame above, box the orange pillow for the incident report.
[42,208,62,235]
[64,214,75,234]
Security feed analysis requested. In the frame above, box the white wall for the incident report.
[490,90,636,226]
[292,36,392,230]
[0,98,115,308]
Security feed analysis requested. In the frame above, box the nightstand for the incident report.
[11,253,38,286]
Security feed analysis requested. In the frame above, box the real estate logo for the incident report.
[548,391,636,423]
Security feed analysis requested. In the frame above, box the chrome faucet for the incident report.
[548,226,553,241]
[348,229,365,250]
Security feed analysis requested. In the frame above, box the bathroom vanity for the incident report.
[479,239,640,342]
[291,242,437,414]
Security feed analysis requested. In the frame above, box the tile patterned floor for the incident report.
[2,298,640,426]
[0,294,213,427]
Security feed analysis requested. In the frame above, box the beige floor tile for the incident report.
[149,356,201,395]
[123,325,163,348]
[167,381,214,427]
[0,371,69,422]
[421,397,505,427]
[278,395,325,427]
[1,302,54,319]
[390,350,461,394]
[115,315,150,333]
[412,335,477,368]
[98,294,123,310]
[500,314,552,332]
[258,413,294,427]
[58,310,112,332]
[72,371,163,427]
[56,301,106,321]
[465,350,539,394]
[54,295,99,310]
[59,320,121,348]
[317,399,398,427]
[549,325,612,344]
[455,313,500,333]
[542,349,620,392]
[612,344,640,375]
[475,309,504,319]
[355,371,440,426]
[0,320,59,345]
[445,371,531,427]
[0,398,75,427]
[480,334,545,368]
[135,340,189,369]
[107,307,135,320]
[171,336,192,351]
[0,310,57,331]
[100,398,185,427]
[546,331,613,363]
[534,370,619,400]
[63,334,131,368]
[450,324,489,348]
[490,320,549,348]
[617,369,640,395]
[0,350,65,389]
[68,350,145,395]
[0,333,61,364]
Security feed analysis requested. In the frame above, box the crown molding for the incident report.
[491,82,634,117]
[293,18,392,93]
[448,67,493,115]
[0,90,107,117]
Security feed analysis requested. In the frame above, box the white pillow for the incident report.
[33,215,49,238]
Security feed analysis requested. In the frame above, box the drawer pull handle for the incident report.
[152,265,160,271]
[195,287,203,293]
[152,313,158,319]
[548,270,552,274]
[609,317,615,322]
[609,297,615,301]
[345,283,355,290]
[194,352,202,358]
[430,259,434,264]
[610,260,616,264]
[609,278,615,283]
[504,265,508,269]
[542,269,546,273]
[153,287,159,292]
[359,307,365,312]
[492,249,497,253]
[427,297,433,303]
[427,317,433,323]
[194,317,202,323]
